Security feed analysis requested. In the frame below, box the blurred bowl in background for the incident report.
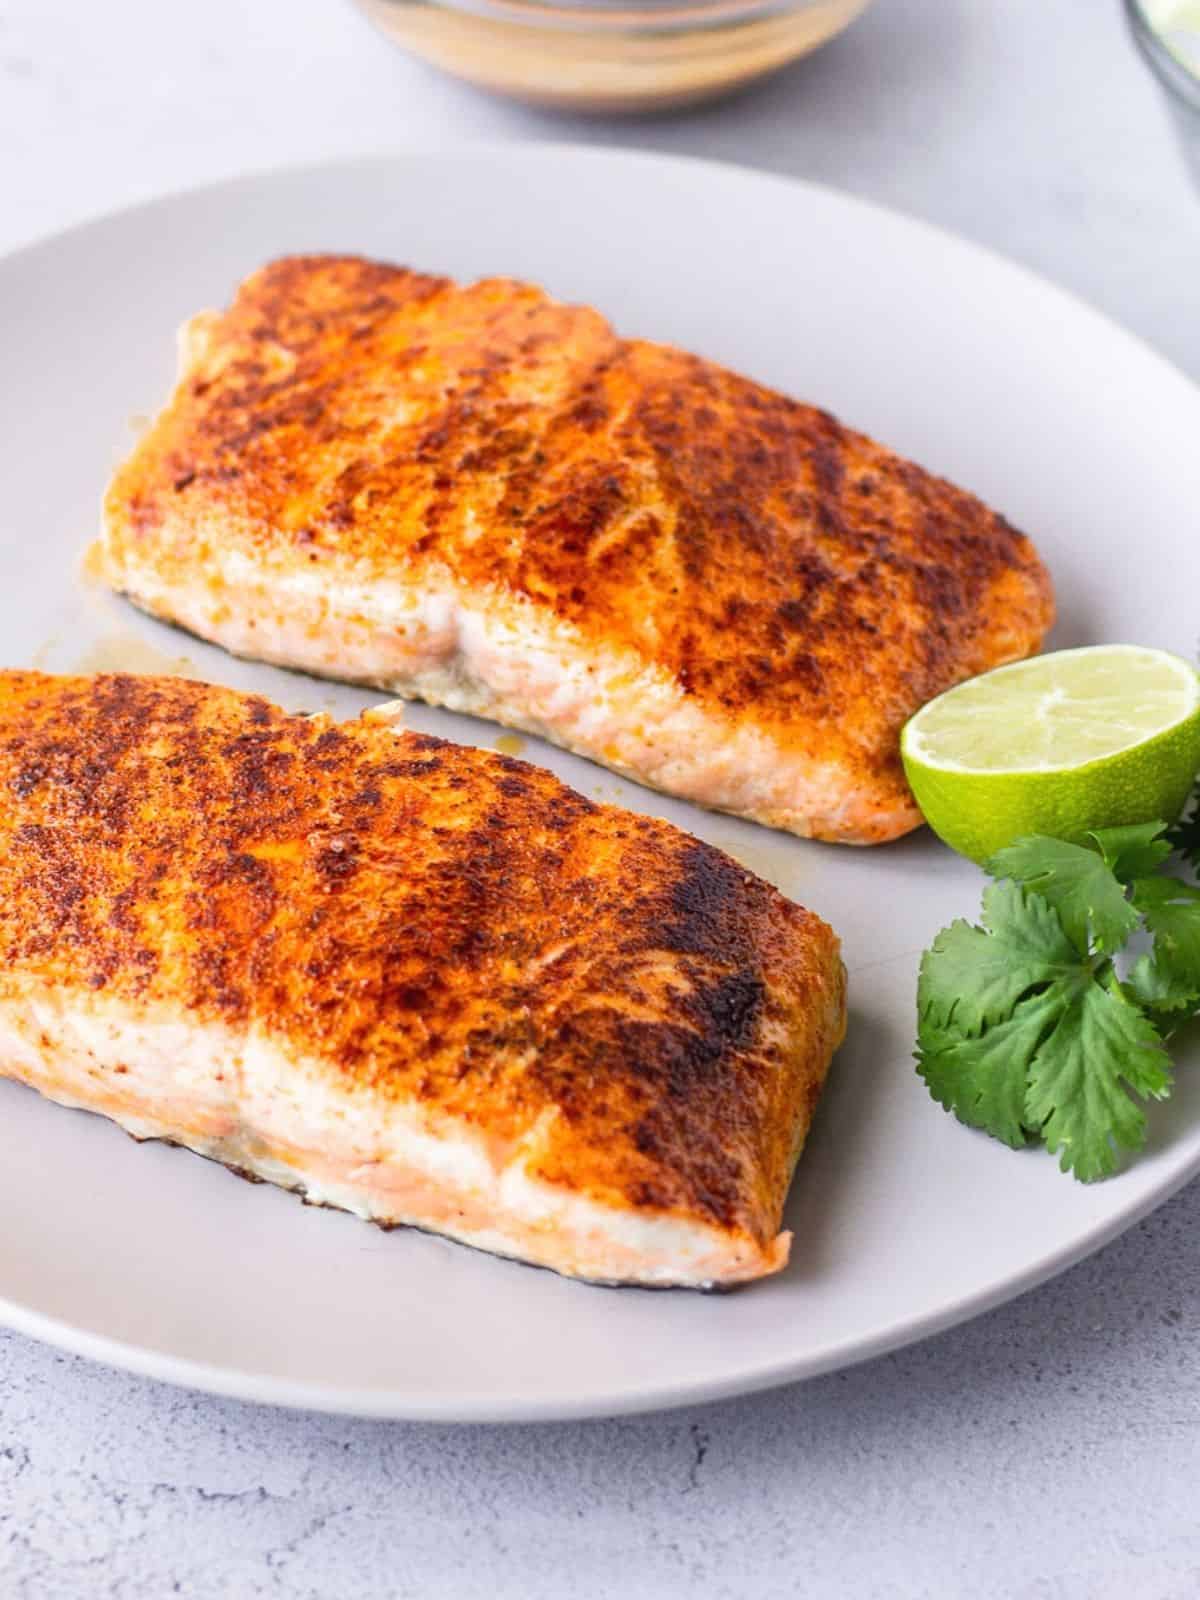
[1127,0,1200,190]
[353,0,874,114]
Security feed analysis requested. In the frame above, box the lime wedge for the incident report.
[900,645,1200,863]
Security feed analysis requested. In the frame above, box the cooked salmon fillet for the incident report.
[97,254,1054,844]
[0,671,845,1288]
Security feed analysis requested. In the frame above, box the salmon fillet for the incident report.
[0,671,845,1288]
[98,254,1055,844]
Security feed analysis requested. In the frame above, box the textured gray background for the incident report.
[2,1,1199,1595]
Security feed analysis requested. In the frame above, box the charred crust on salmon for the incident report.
[98,253,1054,845]
[0,671,845,1287]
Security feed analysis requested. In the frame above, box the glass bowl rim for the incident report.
[1126,0,1200,109]
[360,0,872,36]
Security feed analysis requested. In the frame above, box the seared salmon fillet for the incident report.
[0,671,845,1288]
[98,254,1054,844]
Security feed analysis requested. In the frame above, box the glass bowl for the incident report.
[1127,0,1200,190]
[353,0,875,113]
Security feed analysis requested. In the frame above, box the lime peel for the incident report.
[901,645,1200,864]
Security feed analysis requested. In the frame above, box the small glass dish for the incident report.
[353,0,874,114]
[1126,0,1200,190]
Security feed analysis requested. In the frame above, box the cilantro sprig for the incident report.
[916,814,1200,1181]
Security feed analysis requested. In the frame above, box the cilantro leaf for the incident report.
[1088,821,1173,883]
[917,813,1200,1184]
[1024,981,1171,1182]
[918,986,1069,1148]
[1129,875,1200,911]
[986,835,1137,954]
[917,879,1078,1037]
[1126,955,1194,1023]
[1167,794,1200,870]
[1137,1003,1195,1042]
[1127,875,1200,1012]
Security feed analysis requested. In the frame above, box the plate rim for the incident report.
[2,143,1198,1422]
[4,1148,1199,1422]
[6,138,1200,411]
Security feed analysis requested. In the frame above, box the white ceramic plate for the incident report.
[1,148,1198,1422]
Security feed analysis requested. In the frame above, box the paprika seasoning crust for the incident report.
[97,254,1055,846]
[0,671,845,1287]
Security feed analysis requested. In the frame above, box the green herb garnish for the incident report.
[916,816,1200,1180]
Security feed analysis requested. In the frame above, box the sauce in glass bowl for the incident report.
[353,0,874,113]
